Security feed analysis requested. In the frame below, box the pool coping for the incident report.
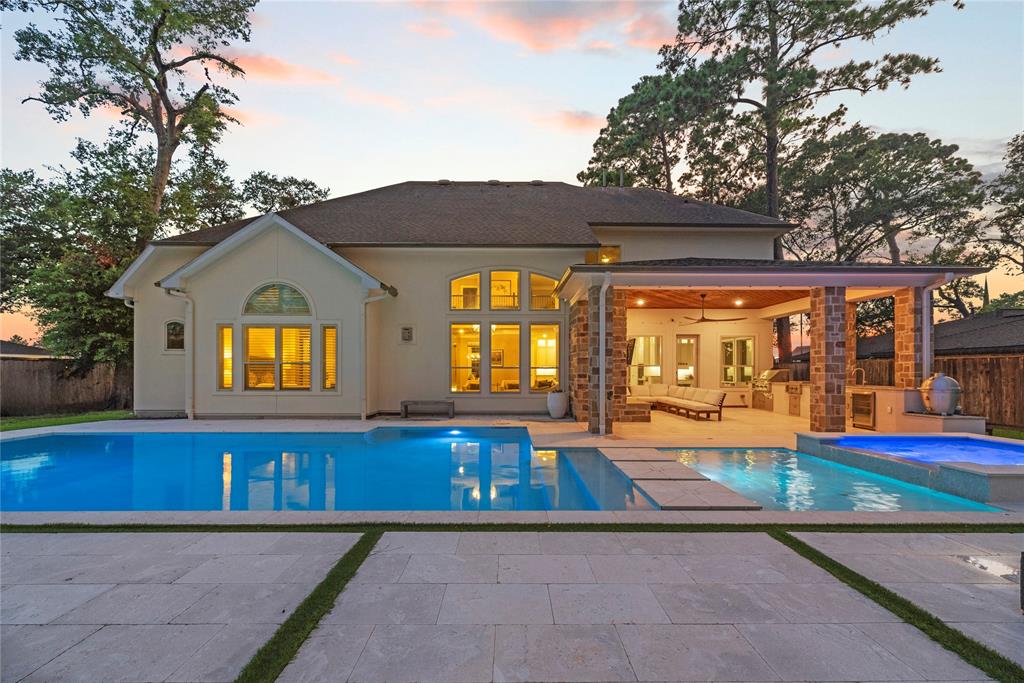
[796,431,1024,505]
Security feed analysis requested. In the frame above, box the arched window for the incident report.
[450,273,480,310]
[243,284,311,316]
[165,321,185,351]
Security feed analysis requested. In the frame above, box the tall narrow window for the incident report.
[218,325,233,390]
[280,327,311,390]
[529,273,559,310]
[450,273,480,310]
[675,335,698,386]
[450,323,481,392]
[245,327,276,390]
[490,324,520,393]
[530,323,559,391]
[721,336,754,387]
[628,335,662,385]
[322,326,337,390]
[165,321,185,351]
[490,271,520,310]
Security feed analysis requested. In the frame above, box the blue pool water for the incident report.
[0,428,653,512]
[661,448,999,512]
[834,436,1024,467]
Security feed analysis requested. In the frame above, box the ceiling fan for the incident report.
[681,293,747,325]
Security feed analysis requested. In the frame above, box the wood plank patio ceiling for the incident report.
[625,288,808,309]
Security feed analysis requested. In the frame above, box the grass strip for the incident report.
[2,522,1022,534]
[234,531,382,683]
[0,410,133,432]
[769,530,1024,683]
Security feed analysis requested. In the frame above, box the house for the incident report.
[854,308,1024,359]
[106,180,986,433]
[0,340,53,360]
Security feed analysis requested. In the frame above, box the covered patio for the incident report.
[556,258,987,435]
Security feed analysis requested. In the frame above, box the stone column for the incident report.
[809,286,847,432]
[893,287,924,388]
[583,284,627,434]
[569,297,589,423]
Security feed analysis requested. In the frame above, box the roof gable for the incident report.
[157,213,382,291]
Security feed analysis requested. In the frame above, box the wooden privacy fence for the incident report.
[0,359,132,416]
[777,354,1024,429]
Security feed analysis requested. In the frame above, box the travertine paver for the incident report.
[282,531,990,682]
[612,460,708,481]
[0,532,359,682]
[796,531,1022,667]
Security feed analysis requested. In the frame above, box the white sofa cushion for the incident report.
[703,390,726,406]
[667,385,684,398]
[649,383,669,397]
[630,384,650,397]
[682,387,697,400]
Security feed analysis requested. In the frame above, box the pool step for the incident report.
[633,480,762,511]
[597,447,677,462]
[613,460,708,481]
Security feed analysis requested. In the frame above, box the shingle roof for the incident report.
[1,340,51,357]
[156,181,791,247]
[792,308,1024,359]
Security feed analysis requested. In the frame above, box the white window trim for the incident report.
[241,323,314,393]
[675,334,699,387]
[719,334,757,388]
[162,319,185,355]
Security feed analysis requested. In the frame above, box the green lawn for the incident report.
[991,427,1023,440]
[0,410,133,432]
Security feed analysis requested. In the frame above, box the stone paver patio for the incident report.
[280,531,990,682]
[796,531,1023,669]
[1,532,359,682]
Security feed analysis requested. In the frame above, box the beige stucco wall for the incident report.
[593,227,777,262]
[126,246,205,415]
[182,225,367,417]
[626,307,775,407]
[340,247,580,414]
[125,223,783,418]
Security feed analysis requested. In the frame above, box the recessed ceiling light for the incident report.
[636,298,645,306]
[734,299,743,306]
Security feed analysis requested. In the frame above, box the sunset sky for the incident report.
[2,0,1022,341]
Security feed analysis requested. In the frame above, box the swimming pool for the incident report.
[0,428,653,512]
[834,436,1024,467]
[659,448,999,512]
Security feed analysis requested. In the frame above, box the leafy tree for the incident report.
[0,169,73,311]
[658,0,949,357]
[165,145,245,233]
[782,124,985,264]
[5,0,256,248]
[979,288,1024,312]
[981,133,1024,272]
[6,334,30,345]
[578,75,692,193]
[241,172,331,214]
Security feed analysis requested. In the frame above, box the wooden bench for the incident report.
[400,399,455,419]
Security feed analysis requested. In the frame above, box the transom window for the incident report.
[243,284,311,316]
[490,271,520,310]
[450,273,480,310]
[529,273,559,310]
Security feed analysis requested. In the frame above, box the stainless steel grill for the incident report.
[752,368,790,393]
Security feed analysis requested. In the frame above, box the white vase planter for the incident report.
[547,391,569,419]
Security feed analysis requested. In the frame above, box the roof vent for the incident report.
[437,179,451,185]
[486,179,500,185]
[530,179,544,186]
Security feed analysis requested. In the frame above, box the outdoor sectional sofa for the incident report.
[628,383,727,421]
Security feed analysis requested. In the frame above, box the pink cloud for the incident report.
[623,10,677,50]
[543,109,606,133]
[407,19,455,39]
[584,39,619,56]
[221,106,284,127]
[226,51,337,84]
[418,1,636,52]
[332,52,359,66]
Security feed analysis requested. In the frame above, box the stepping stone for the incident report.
[635,480,761,511]
[614,460,707,481]
[597,447,675,462]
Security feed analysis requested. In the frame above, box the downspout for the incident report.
[920,273,953,379]
[361,283,398,420]
[124,298,135,309]
[598,272,612,436]
[166,288,194,419]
